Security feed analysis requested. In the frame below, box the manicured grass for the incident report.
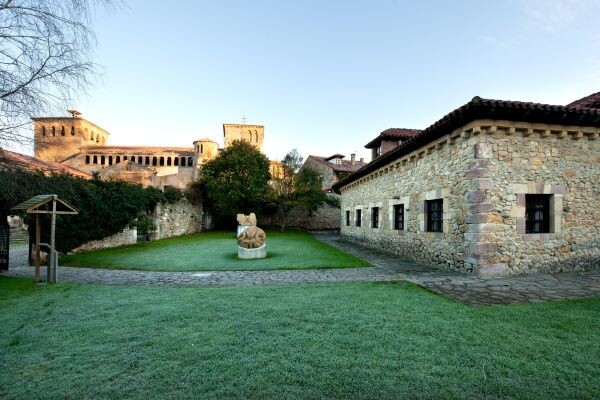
[60,230,371,271]
[1,277,599,399]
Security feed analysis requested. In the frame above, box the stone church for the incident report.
[31,111,271,189]
[333,92,600,277]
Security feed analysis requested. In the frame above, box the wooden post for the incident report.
[35,214,41,283]
[49,196,57,284]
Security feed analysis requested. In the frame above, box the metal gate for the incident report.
[0,214,9,270]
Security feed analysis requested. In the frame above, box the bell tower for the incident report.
[33,110,110,163]
[223,123,264,152]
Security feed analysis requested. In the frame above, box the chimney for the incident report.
[351,153,356,165]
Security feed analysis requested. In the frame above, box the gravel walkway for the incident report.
[2,234,599,307]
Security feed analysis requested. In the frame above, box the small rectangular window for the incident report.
[426,199,443,232]
[345,211,350,226]
[355,209,362,227]
[371,207,379,229]
[394,204,404,230]
[526,194,551,233]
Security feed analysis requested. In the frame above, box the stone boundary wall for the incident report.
[260,204,341,230]
[153,199,203,239]
[70,199,203,253]
[70,227,137,253]
[340,118,599,276]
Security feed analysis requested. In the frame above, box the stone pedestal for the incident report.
[238,243,267,259]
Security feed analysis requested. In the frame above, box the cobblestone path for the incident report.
[3,235,599,307]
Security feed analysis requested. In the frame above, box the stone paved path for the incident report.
[316,234,600,307]
[3,234,599,307]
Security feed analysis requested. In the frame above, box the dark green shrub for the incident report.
[0,165,176,252]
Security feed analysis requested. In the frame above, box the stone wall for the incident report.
[152,198,203,239]
[260,203,341,230]
[339,119,600,276]
[468,122,600,275]
[70,199,203,253]
[70,227,137,253]
[340,130,473,273]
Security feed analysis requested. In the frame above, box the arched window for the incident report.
[254,131,259,142]
[71,126,75,136]
[89,131,93,141]
[167,157,171,166]
[61,126,65,136]
[95,133,99,143]
[85,155,90,164]
[42,126,46,136]
[145,156,150,165]
[108,156,113,165]
[248,130,252,142]
[123,156,128,161]
[116,156,120,163]
[159,157,165,166]
[138,156,143,164]
[187,157,193,166]
[101,155,105,165]
[180,157,185,166]
[174,157,179,166]
[200,144,204,153]
[152,157,157,166]
[51,126,56,136]
[93,155,98,164]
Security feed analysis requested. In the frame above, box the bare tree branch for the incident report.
[0,0,113,148]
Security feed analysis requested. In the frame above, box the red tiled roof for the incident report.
[333,95,600,193]
[567,91,600,109]
[307,155,367,174]
[0,149,92,179]
[364,128,422,148]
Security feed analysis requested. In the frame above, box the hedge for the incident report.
[0,166,182,252]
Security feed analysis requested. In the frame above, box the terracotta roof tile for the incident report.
[0,149,92,179]
[364,128,422,148]
[567,91,600,109]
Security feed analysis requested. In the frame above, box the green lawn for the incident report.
[1,277,599,399]
[60,231,371,271]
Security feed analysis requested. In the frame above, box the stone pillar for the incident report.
[464,142,508,277]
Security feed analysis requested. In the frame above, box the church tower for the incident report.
[33,110,110,163]
[223,123,264,152]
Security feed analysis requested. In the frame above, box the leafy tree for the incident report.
[271,149,326,230]
[271,149,303,230]
[197,140,271,228]
[0,0,113,147]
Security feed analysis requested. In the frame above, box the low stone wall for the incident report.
[71,227,137,253]
[70,199,203,253]
[261,204,341,230]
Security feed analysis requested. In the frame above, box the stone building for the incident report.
[32,112,272,189]
[302,153,367,193]
[333,93,600,277]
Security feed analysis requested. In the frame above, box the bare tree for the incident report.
[0,0,111,148]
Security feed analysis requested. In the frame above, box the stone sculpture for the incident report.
[236,213,257,226]
[237,226,266,249]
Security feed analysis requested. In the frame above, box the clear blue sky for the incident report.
[72,0,600,161]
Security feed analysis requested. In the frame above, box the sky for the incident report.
[60,0,600,161]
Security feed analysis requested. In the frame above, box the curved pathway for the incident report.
[3,235,600,307]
